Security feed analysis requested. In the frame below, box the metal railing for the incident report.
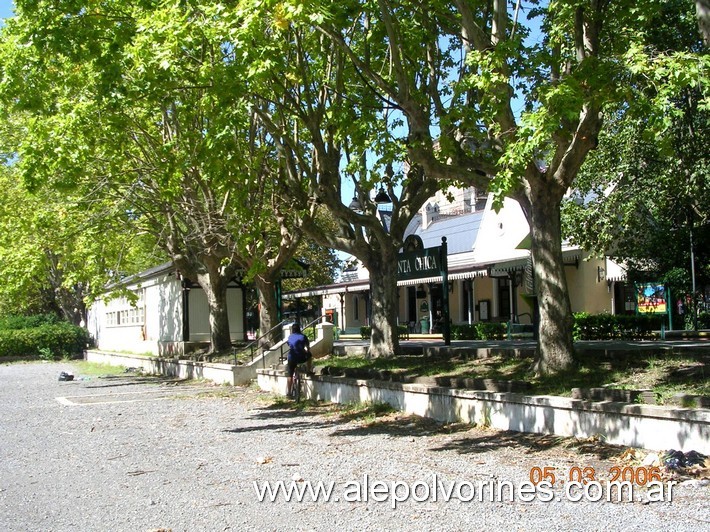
[279,315,327,365]
[232,320,289,366]
[231,316,329,368]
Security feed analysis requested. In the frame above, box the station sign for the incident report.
[397,246,442,281]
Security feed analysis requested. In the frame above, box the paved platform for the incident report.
[333,337,710,358]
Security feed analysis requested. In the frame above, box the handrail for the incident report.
[279,315,328,365]
[233,319,289,365]
[302,315,325,337]
[235,316,330,368]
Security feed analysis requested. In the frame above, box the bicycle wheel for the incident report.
[293,368,302,402]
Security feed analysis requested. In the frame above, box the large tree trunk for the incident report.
[254,275,280,348]
[56,288,87,327]
[46,251,87,326]
[697,1,710,47]
[364,247,400,358]
[526,188,575,374]
[195,265,232,353]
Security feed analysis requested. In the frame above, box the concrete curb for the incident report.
[257,368,710,453]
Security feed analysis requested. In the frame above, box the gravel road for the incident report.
[1,362,708,532]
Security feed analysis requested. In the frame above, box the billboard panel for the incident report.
[636,283,667,314]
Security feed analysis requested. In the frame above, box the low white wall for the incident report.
[86,350,240,385]
[84,321,336,386]
[85,347,287,386]
[257,370,710,454]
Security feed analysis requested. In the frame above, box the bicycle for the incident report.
[289,362,308,402]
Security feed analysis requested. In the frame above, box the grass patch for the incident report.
[69,360,128,377]
[316,352,709,403]
[329,401,397,424]
[259,393,397,422]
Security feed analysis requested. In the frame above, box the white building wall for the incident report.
[187,285,244,342]
[471,196,529,265]
[87,270,245,355]
[151,275,182,342]
[88,273,184,355]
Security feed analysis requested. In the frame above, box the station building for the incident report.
[284,186,630,335]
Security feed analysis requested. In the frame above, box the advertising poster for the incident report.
[636,283,667,314]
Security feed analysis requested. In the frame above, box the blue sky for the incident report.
[0,1,14,24]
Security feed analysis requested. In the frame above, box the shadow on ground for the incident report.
[83,371,630,461]
[235,394,627,463]
[428,429,626,460]
[80,374,195,389]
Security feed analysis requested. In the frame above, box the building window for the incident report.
[106,291,145,327]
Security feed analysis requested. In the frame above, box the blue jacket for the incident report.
[287,332,310,362]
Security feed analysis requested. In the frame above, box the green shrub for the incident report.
[684,311,710,330]
[451,324,479,340]
[475,322,507,340]
[38,347,55,362]
[572,312,663,340]
[303,326,316,342]
[360,326,371,339]
[0,313,60,330]
[0,322,90,360]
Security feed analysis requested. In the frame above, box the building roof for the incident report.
[408,211,484,254]
[108,261,175,289]
[377,209,392,233]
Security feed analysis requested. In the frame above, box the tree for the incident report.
[252,0,708,372]
[697,0,710,46]
[0,1,306,350]
[563,0,709,326]
[0,160,163,323]
[230,2,445,357]
[282,211,343,292]
[564,108,710,292]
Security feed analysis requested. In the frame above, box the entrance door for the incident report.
[430,285,443,332]
[498,278,511,321]
[407,286,417,324]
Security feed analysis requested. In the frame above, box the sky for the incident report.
[0,1,13,23]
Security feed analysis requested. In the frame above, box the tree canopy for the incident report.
[230,0,708,371]
[0,1,706,371]
[563,0,709,325]
[0,1,321,349]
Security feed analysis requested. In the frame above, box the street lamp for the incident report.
[348,195,364,212]
[374,186,392,204]
[375,163,394,205]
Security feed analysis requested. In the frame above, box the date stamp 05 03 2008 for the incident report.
[528,465,676,502]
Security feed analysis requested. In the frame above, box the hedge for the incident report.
[0,313,60,331]
[572,312,664,341]
[0,322,90,360]
[686,312,710,330]
[450,322,508,340]
[355,312,690,343]
[360,325,409,340]
[451,324,478,340]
